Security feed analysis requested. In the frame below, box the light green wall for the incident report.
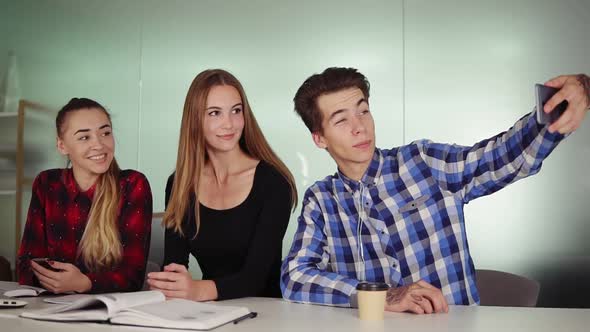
[0,0,588,306]
[404,0,590,272]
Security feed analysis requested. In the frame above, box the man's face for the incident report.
[313,87,376,170]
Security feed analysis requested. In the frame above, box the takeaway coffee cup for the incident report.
[356,282,389,320]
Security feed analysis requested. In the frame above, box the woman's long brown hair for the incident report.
[163,69,297,236]
[56,98,122,272]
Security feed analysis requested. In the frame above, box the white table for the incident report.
[0,295,589,332]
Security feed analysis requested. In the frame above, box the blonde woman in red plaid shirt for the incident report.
[17,98,153,294]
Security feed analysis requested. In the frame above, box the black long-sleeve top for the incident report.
[163,161,292,300]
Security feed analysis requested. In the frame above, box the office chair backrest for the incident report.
[476,269,540,307]
[142,260,161,291]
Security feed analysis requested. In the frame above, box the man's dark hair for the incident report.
[293,67,370,133]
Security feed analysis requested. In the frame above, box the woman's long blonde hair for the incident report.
[163,69,297,236]
[56,98,122,272]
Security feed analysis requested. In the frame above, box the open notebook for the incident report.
[21,291,253,330]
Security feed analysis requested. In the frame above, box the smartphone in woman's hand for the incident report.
[31,258,62,272]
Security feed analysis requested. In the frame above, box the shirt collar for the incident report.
[336,148,383,193]
[63,168,97,201]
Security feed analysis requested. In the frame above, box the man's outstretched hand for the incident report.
[543,74,590,134]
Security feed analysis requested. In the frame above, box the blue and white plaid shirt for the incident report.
[281,111,564,307]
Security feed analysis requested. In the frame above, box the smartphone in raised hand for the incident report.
[536,83,568,125]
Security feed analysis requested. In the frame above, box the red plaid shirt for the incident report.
[17,168,152,293]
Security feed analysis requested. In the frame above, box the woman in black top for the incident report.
[147,69,297,301]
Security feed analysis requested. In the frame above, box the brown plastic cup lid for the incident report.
[356,282,389,291]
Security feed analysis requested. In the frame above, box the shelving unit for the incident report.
[0,100,54,275]
[0,113,19,199]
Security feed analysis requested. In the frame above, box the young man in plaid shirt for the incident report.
[281,68,590,314]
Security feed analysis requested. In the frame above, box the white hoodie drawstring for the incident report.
[356,182,366,281]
